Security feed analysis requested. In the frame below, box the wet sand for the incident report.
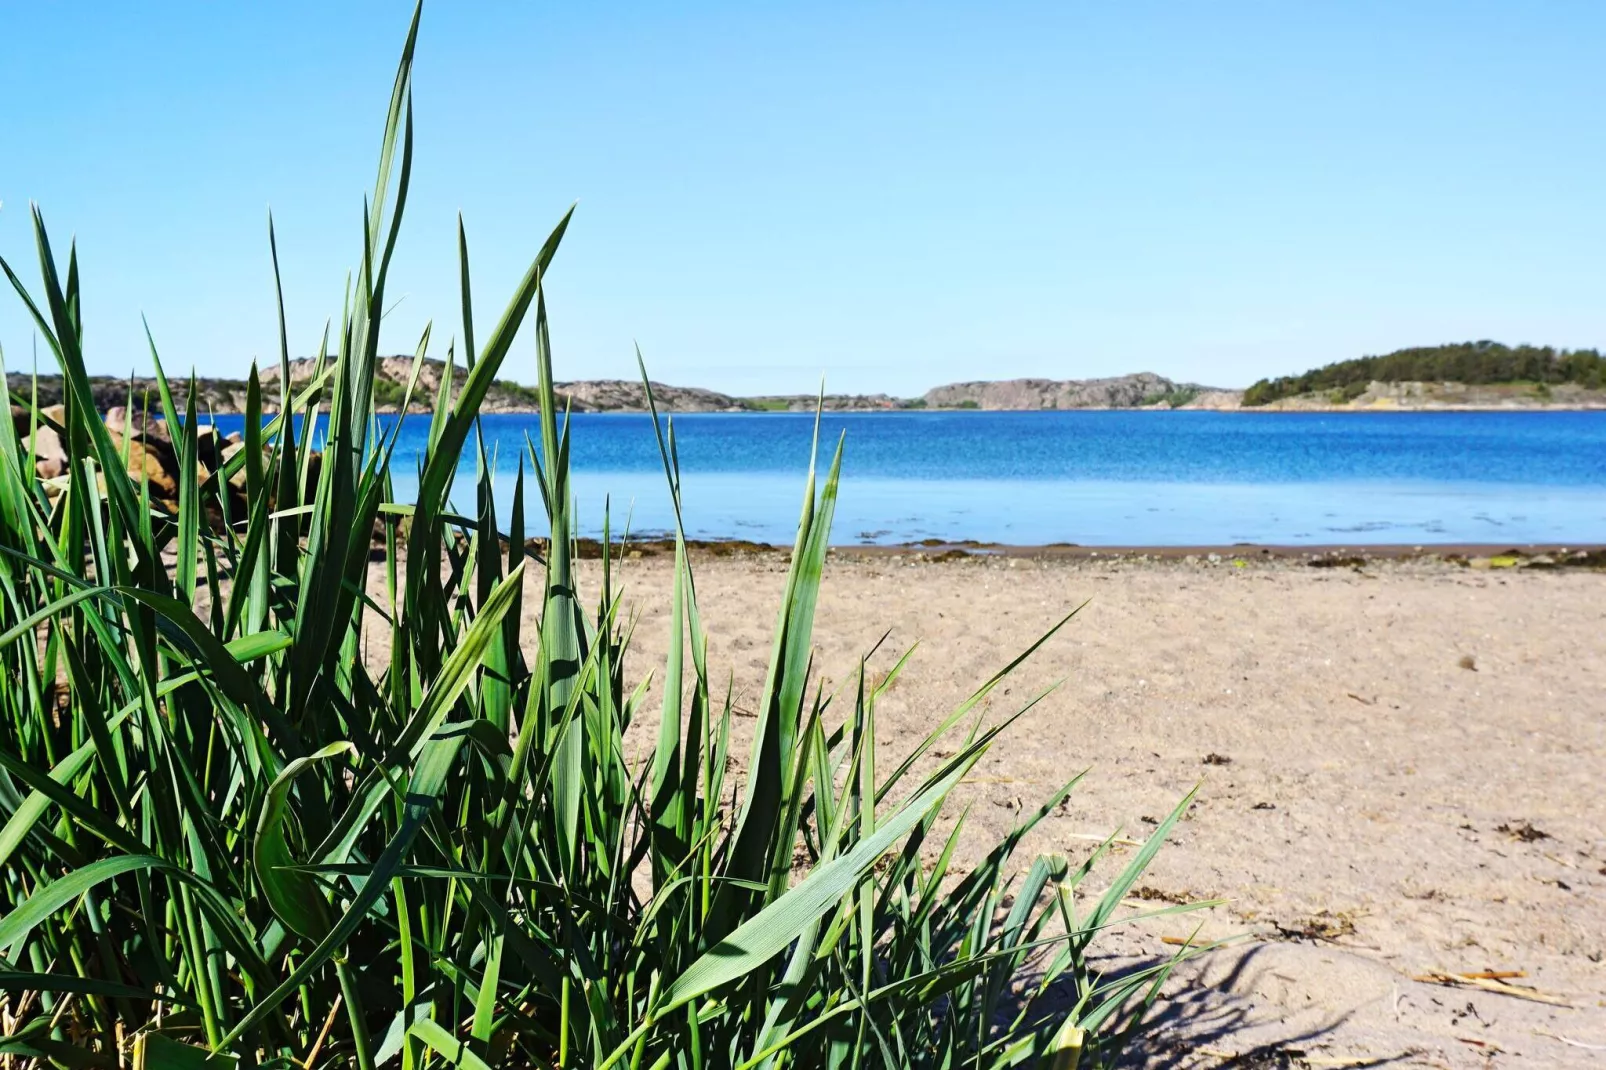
[575,549,1605,1067]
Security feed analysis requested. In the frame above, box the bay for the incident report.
[210,410,1606,546]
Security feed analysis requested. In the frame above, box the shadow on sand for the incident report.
[1015,944,1414,1068]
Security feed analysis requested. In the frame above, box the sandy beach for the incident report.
[543,549,1605,1067]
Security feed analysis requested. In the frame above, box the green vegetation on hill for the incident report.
[1141,386,1201,409]
[1243,341,1606,406]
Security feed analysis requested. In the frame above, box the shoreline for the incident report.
[42,402,1606,417]
[541,536,1606,565]
[837,540,1606,562]
[359,403,1606,415]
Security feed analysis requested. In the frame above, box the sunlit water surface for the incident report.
[210,411,1606,546]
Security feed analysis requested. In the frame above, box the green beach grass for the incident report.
[0,7,1201,1065]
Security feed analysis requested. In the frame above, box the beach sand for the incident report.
[556,549,1605,1067]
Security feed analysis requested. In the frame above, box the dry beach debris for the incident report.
[1411,970,1572,1006]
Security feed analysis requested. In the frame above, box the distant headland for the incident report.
[8,342,1606,415]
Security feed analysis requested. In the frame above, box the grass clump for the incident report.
[0,7,1199,1066]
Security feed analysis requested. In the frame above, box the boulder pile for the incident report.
[9,404,315,523]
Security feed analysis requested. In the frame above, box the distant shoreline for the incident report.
[542,404,1606,414]
[542,536,1606,564]
[221,402,1606,416]
[15,359,1606,416]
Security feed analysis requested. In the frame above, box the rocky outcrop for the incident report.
[9,360,920,415]
[921,373,1183,410]
[744,394,907,412]
[1178,389,1246,410]
[6,374,253,414]
[10,360,744,416]
[262,360,746,412]
[1248,380,1606,411]
[549,380,743,412]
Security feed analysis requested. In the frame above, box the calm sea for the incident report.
[213,410,1606,546]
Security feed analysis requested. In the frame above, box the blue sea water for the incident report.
[212,410,1606,546]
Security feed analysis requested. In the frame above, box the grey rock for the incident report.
[923,372,1179,410]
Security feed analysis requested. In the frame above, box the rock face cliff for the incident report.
[922,373,1183,410]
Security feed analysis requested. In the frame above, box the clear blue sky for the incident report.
[3,2,1603,394]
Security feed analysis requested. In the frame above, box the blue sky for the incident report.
[3,2,1603,394]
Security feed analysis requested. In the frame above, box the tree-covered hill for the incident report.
[1243,341,1606,406]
